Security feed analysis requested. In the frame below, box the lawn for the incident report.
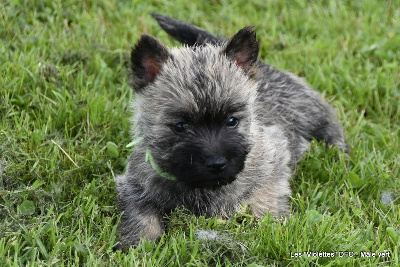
[0,0,399,266]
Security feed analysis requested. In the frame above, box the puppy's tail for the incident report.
[151,14,223,46]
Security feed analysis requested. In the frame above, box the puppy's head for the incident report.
[130,27,259,188]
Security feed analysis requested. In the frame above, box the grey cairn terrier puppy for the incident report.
[115,14,348,250]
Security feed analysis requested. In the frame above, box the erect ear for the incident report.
[131,34,171,91]
[222,26,259,74]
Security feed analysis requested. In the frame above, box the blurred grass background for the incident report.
[0,0,399,265]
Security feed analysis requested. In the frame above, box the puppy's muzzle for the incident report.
[206,156,227,174]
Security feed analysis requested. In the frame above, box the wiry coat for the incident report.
[115,15,347,249]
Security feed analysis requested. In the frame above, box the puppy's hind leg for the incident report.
[313,109,349,154]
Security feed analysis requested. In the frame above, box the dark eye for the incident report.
[226,117,239,128]
[173,122,188,134]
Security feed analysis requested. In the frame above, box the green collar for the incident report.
[126,137,177,181]
[145,149,177,181]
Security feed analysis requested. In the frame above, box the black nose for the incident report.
[206,156,227,173]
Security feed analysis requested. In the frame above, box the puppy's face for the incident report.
[131,27,259,188]
[156,93,253,188]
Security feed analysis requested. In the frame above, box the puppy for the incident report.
[115,14,347,249]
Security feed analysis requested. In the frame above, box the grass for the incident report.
[0,0,399,265]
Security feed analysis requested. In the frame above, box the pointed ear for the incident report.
[223,26,259,74]
[131,34,171,91]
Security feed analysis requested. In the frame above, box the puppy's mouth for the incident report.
[165,153,247,189]
[183,175,236,189]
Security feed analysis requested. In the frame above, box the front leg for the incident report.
[117,204,163,249]
[244,124,292,218]
[247,180,291,218]
[115,175,164,250]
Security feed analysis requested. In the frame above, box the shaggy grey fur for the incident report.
[115,14,347,249]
